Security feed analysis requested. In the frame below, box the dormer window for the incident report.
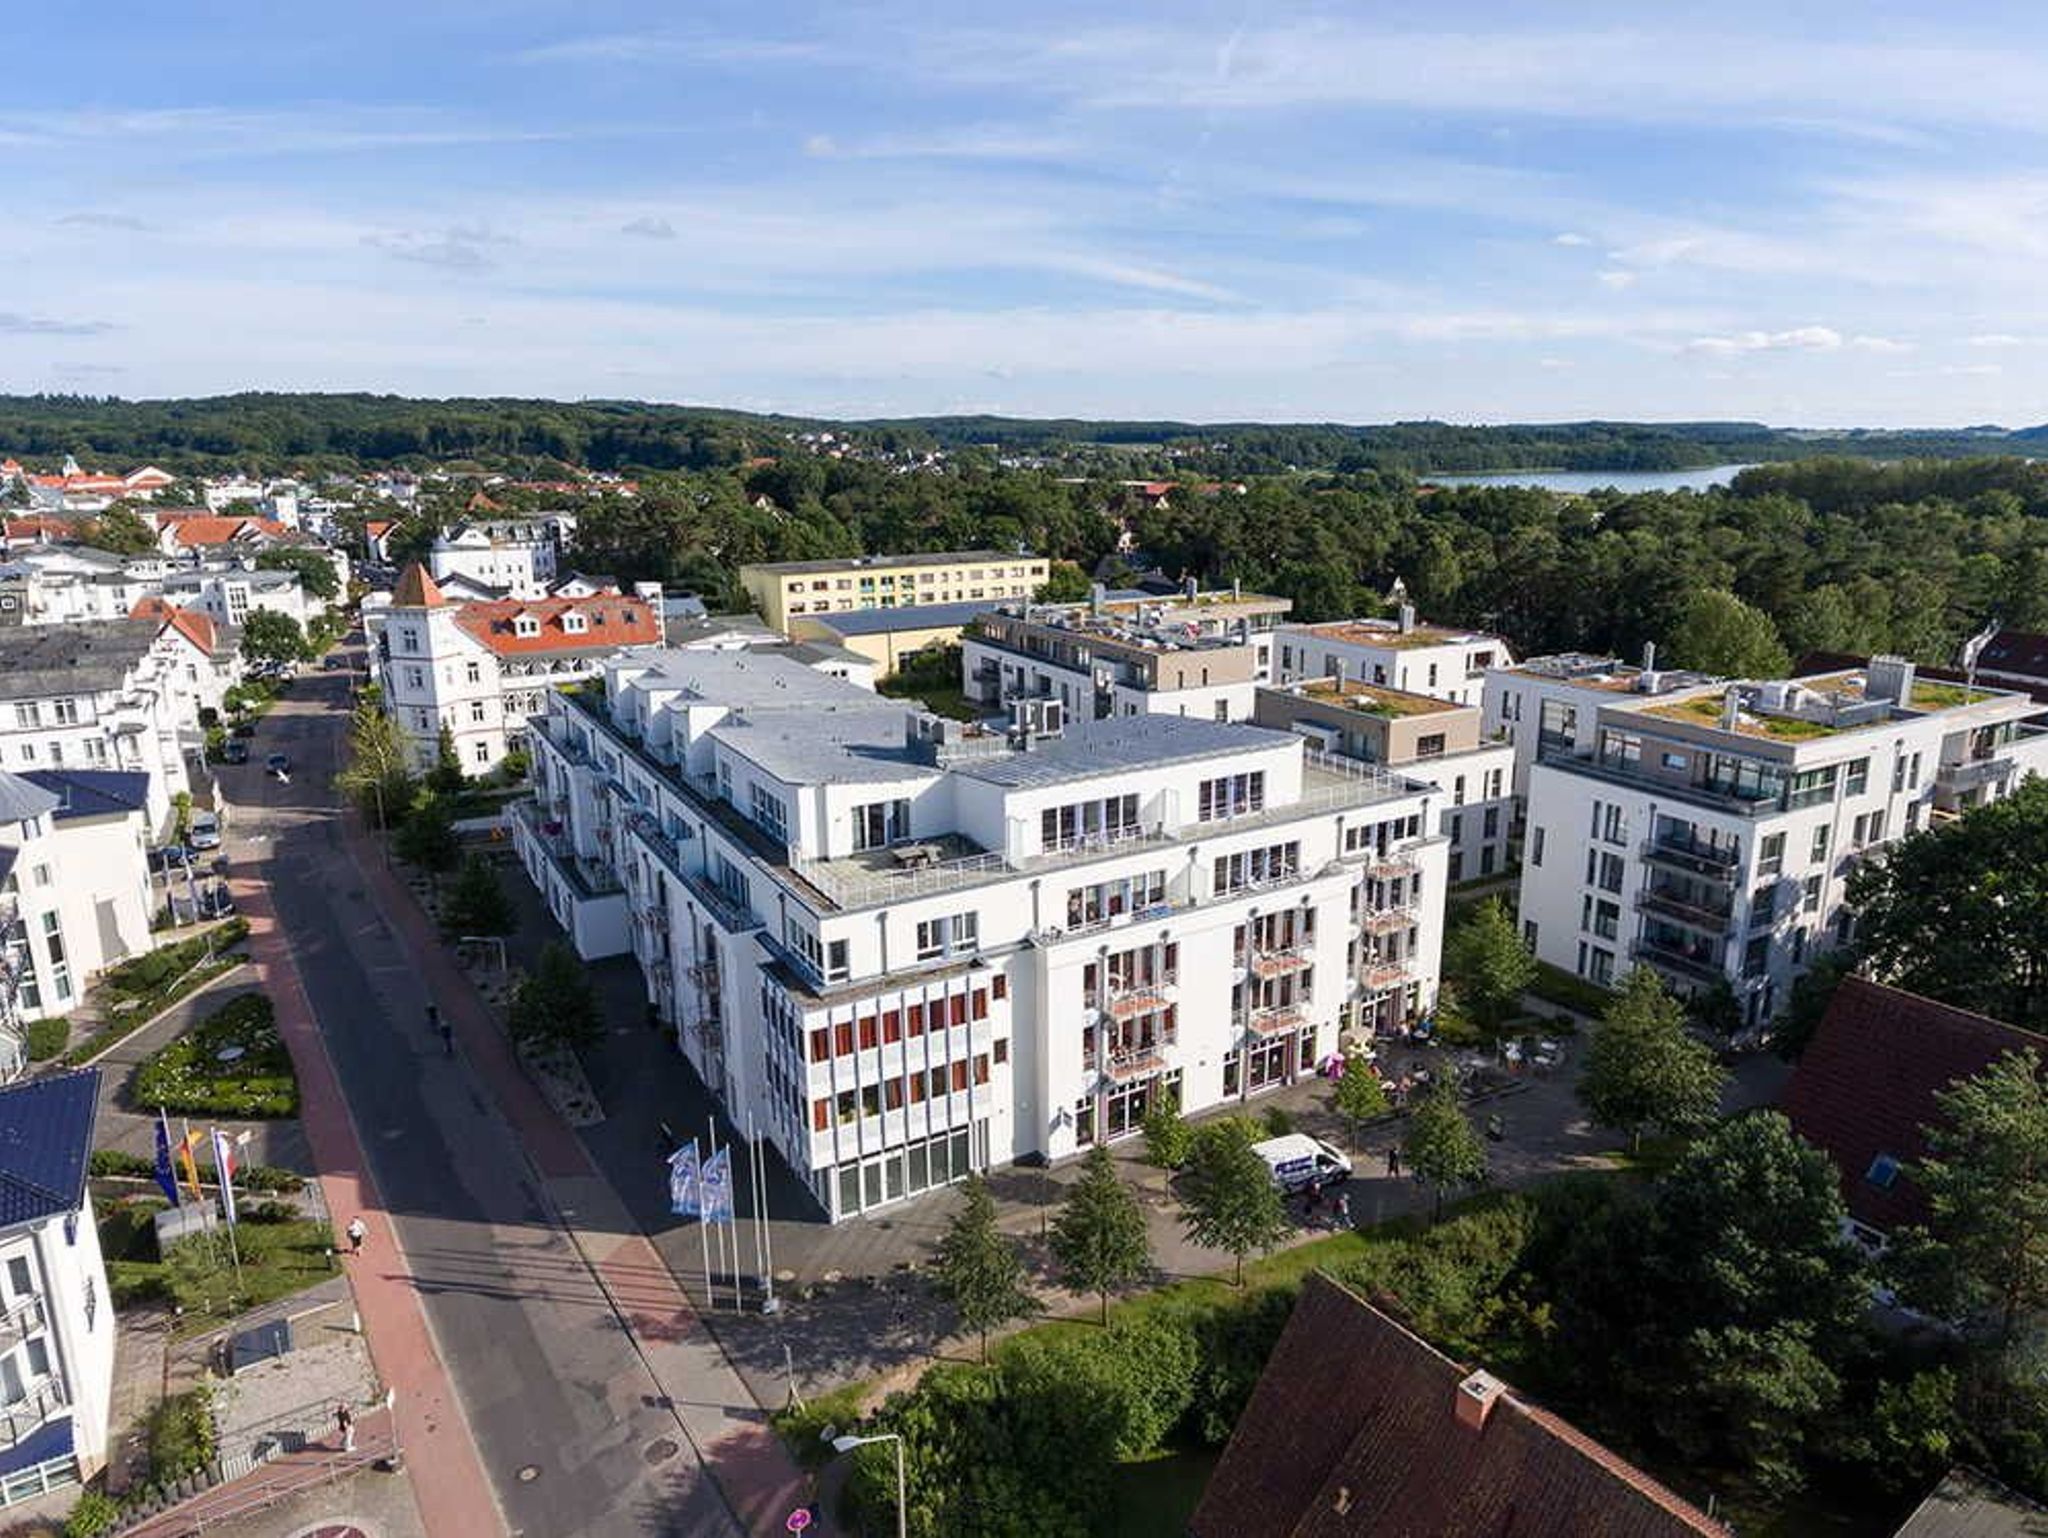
[562,611,588,635]
[513,613,541,638]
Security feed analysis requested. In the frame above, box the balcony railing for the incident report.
[1357,904,1416,937]
[1631,937,1726,985]
[1636,887,1734,933]
[1640,836,1741,880]
[1245,947,1313,979]
[0,1378,67,1449]
[0,1293,45,1356]
[1358,958,1411,992]
[1246,1003,1308,1037]
[1105,1041,1173,1080]
[1102,986,1173,1021]
[1938,756,2015,794]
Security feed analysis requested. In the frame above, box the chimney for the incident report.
[1867,654,1916,706]
[1089,582,1106,615]
[1640,640,1657,673]
[1455,1370,1505,1432]
[1183,575,1200,602]
[1719,689,1741,730]
[1397,603,1417,634]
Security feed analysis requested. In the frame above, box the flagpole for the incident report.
[158,1109,181,1207]
[694,1137,713,1312]
[212,1127,244,1284]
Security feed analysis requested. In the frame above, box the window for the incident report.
[465,661,482,684]
[1599,804,1627,844]
[1212,841,1300,895]
[470,700,487,724]
[915,912,979,961]
[1197,772,1265,822]
[12,704,38,729]
[403,666,426,691]
[1483,807,1499,838]
[1595,851,1625,894]
[1530,827,1545,867]
[1452,776,1466,807]
[1415,732,1445,758]
[1865,1153,1901,1190]
[400,628,420,654]
[748,783,789,841]
[1594,900,1620,941]
[825,940,849,983]
[1846,758,1869,795]
[852,799,909,852]
[1810,824,1829,862]
[1524,920,1539,950]
[1802,874,1822,914]
[1758,832,1785,877]
[1588,948,1614,985]
[1041,794,1139,850]
[51,699,77,725]
[472,741,489,765]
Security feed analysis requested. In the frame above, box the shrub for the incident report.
[1261,1105,1295,1138]
[65,1490,121,1538]
[236,1163,304,1194]
[24,1016,68,1060]
[240,1200,299,1224]
[89,1149,153,1179]
[146,1383,216,1484]
[134,993,298,1118]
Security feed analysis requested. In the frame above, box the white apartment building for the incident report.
[961,583,1291,725]
[1517,657,2048,1028]
[0,1070,116,1507]
[514,650,1446,1222]
[428,520,564,600]
[0,622,194,830]
[159,564,317,631]
[1482,647,1719,798]
[370,565,663,775]
[0,772,154,1065]
[0,549,315,634]
[1254,679,1517,883]
[1276,608,1514,708]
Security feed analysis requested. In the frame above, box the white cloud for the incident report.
[1596,270,1636,290]
[1969,333,2026,348]
[620,216,676,240]
[510,32,819,66]
[1850,335,1912,353]
[1685,326,1842,356]
[1552,232,1592,247]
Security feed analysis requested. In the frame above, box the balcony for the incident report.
[1357,904,1416,937]
[1245,947,1313,979]
[1359,958,1411,992]
[1632,937,1726,986]
[1635,885,1734,933]
[1361,853,1419,881]
[1102,984,1173,1021]
[1105,1041,1173,1081]
[0,1293,44,1355]
[1937,756,2015,796]
[0,1379,66,1449]
[1640,835,1741,881]
[1247,1003,1307,1037]
[1538,744,1783,818]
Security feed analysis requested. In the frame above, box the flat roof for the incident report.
[616,648,875,710]
[1284,678,1465,717]
[953,715,1297,789]
[743,550,1037,577]
[812,600,1005,636]
[1301,618,1497,651]
[709,707,935,786]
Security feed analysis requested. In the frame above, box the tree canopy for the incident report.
[1049,1145,1151,1322]
[935,1175,1039,1360]
[1443,898,1536,1032]
[1578,967,1727,1151]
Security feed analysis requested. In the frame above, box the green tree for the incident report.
[508,941,602,1051]
[255,545,341,601]
[334,690,416,828]
[1442,898,1536,1033]
[78,501,159,555]
[442,854,514,937]
[1181,1120,1289,1284]
[933,1175,1038,1361]
[429,722,467,794]
[391,791,459,881]
[239,608,313,666]
[1665,587,1791,677]
[1404,1077,1486,1220]
[1048,1145,1151,1323]
[1140,1104,1193,1170]
[1847,780,2048,1029]
[1578,967,1727,1152]
[1034,561,1094,603]
[1331,1053,1390,1149]
[1895,1050,2048,1362]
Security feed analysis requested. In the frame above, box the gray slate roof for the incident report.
[23,769,150,821]
[0,771,62,825]
[708,707,932,786]
[807,600,1004,637]
[0,619,157,699]
[0,1069,99,1230]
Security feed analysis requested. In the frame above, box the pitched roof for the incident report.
[1191,1274,1725,1538]
[22,768,151,821]
[390,562,449,608]
[1891,1467,2048,1538]
[130,595,218,656]
[165,515,288,548]
[1782,976,2048,1232]
[0,1070,100,1229]
[0,771,62,824]
[1978,630,2048,685]
[0,619,158,699]
[452,594,660,656]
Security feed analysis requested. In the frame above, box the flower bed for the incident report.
[134,993,300,1118]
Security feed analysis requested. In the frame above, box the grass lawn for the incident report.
[134,993,299,1118]
[101,1196,335,1334]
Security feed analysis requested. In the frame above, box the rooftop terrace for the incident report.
[1287,677,1464,718]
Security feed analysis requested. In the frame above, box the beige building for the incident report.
[789,600,1006,675]
[1254,678,1517,880]
[741,551,1049,635]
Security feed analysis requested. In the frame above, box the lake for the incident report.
[1428,464,1756,494]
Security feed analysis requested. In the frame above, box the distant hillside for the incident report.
[0,391,2027,477]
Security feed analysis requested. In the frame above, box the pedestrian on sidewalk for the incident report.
[1385,1146,1400,1178]
[428,1003,452,1058]
[335,1402,355,1452]
[1335,1191,1353,1229]
[346,1215,367,1255]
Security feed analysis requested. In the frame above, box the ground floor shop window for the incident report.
[1102,1068,1183,1141]
[832,1123,980,1218]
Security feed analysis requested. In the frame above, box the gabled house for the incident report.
[0,1069,116,1506]
[1192,1274,1726,1538]
[1782,976,2048,1247]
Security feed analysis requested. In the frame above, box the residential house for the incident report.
[1191,1273,1726,1538]
[516,650,1445,1220]
[1275,607,1515,708]
[740,550,1049,635]
[789,599,1006,675]
[130,599,242,719]
[0,1070,117,1508]
[1484,648,1721,799]
[428,519,565,600]
[1891,1468,2048,1538]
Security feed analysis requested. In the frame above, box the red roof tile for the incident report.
[1191,1274,1725,1538]
[130,597,218,656]
[452,594,659,656]
[1782,977,2047,1232]
[165,515,288,547]
[390,563,448,608]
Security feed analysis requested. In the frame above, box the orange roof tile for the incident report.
[390,563,449,608]
[453,594,659,656]
[166,516,288,547]
[130,597,219,656]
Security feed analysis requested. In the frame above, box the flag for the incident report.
[667,1140,701,1218]
[1959,620,2001,674]
[153,1115,182,1207]
[211,1127,239,1226]
[701,1147,735,1224]
[178,1123,205,1203]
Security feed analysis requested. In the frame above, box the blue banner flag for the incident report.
[668,1140,701,1218]
[701,1147,735,1224]
[153,1117,182,1207]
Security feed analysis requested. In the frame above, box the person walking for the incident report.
[1384,1146,1400,1178]
[336,1401,355,1452]
[346,1215,367,1256]
[1334,1191,1353,1229]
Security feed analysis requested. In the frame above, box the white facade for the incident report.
[1517,658,2048,1028]
[514,650,1447,1223]
[1482,650,1719,798]
[429,522,560,600]
[0,1077,116,1500]
[159,566,316,631]
[1276,612,1513,708]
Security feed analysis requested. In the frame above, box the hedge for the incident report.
[1527,960,1614,1018]
[23,1016,68,1061]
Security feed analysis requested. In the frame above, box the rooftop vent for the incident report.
[1397,603,1417,634]
[1455,1370,1506,1432]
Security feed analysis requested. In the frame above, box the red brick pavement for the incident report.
[121,1408,399,1538]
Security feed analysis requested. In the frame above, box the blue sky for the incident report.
[8,1,2048,425]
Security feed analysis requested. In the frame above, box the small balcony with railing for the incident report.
[1246,1000,1308,1038]
[1636,873,1735,934]
[512,799,621,899]
[1632,929,1727,986]
[1357,952,1413,993]
[1640,829,1742,881]
[0,1376,67,1452]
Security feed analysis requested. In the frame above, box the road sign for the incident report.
[785,1509,813,1533]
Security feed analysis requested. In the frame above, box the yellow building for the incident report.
[739,550,1048,635]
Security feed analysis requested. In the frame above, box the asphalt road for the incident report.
[231,656,741,1538]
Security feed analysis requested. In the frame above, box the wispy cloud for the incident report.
[363,227,512,273]
[56,211,149,231]
[1685,326,1843,356]
[620,216,676,240]
[802,126,1079,163]
[0,312,115,336]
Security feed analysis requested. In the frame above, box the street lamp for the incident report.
[824,1429,906,1538]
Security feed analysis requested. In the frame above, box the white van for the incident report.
[188,812,222,851]
[1253,1134,1352,1193]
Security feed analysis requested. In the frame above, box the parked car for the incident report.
[197,885,236,919]
[1252,1134,1353,1194]
[188,813,222,851]
[152,844,192,871]
[265,753,290,774]
[231,721,257,739]
[222,740,249,765]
